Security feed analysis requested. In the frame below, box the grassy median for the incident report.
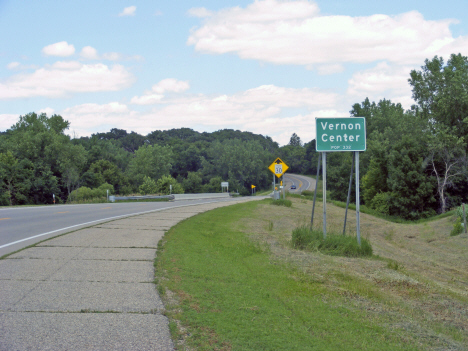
[155,199,468,350]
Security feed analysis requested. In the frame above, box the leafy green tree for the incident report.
[409,53,468,146]
[426,129,467,213]
[202,139,272,193]
[409,54,468,208]
[202,176,224,193]
[349,98,433,217]
[88,160,125,191]
[387,135,436,219]
[76,137,132,172]
[288,133,302,147]
[304,139,319,175]
[171,144,203,179]
[58,143,88,196]
[1,112,73,203]
[126,144,173,188]
[139,176,158,195]
[0,152,33,205]
[156,175,184,195]
[326,152,355,202]
[182,172,203,193]
[280,144,307,174]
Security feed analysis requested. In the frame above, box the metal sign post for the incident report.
[322,152,327,238]
[315,117,366,245]
[356,152,361,245]
[343,153,355,235]
[311,153,321,228]
[464,203,467,234]
[268,158,289,200]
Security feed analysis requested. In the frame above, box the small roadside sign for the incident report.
[268,158,289,178]
[251,185,256,189]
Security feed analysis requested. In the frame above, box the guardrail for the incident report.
[173,193,231,201]
[109,193,236,202]
[109,195,174,202]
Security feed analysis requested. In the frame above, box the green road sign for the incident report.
[315,117,366,152]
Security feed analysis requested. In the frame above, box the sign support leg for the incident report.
[463,203,467,234]
[282,175,285,199]
[343,153,354,235]
[323,152,327,239]
[311,153,321,228]
[356,152,361,246]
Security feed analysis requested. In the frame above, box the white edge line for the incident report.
[0,200,228,250]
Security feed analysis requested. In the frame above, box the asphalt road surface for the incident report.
[0,198,251,257]
[283,173,316,193]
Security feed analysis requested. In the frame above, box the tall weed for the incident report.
[292,225,372,257]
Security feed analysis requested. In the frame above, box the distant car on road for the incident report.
[290,185,296,190]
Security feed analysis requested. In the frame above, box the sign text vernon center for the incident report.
[315,117,366,152]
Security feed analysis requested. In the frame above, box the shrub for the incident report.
[301,190,314,196]
[456,205,467,220]
[270,199,292,207]
[451,218,464,236]
[156,175,184,195]
[139,176,158,195]
[369,192,391,215]
[291,226,320,249]
[68,183,113,202]
[291,225,373,257]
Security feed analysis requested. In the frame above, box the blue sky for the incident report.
[1,0,467,144]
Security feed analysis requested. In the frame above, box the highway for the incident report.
[0,198,252,257]
[283,173,316,193]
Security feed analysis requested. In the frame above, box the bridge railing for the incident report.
[109,195,174,202]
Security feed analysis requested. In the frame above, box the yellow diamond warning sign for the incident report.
[268,158,289,178]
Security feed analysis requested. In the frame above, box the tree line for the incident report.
[1,53,467,220]
[0,113,313,205]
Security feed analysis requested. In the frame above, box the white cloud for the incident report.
[119,6,136,17]
[80,46,99,60]
[152,78,190,94]
[80,45,141,61]
[131,94,164,105]
[131,79,190,105]
[317,64,344,75]
[42,41,75,57]
[6,62,38,71]
[187,0,468,68]
[187,7,213,18]
[62,102,137,136]
[347,62,414,108]
[102,52,122,61]
[0,114,20,130]
[68,83,341,144]
[39,107,55,116]
[7,62,20,69]
[0,61,135,99]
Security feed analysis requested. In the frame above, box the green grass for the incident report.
[270,198,292,207]
[291,225,373,257]
[155,201,421,350]
[331,200,456,224]
[288,190,456,225]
